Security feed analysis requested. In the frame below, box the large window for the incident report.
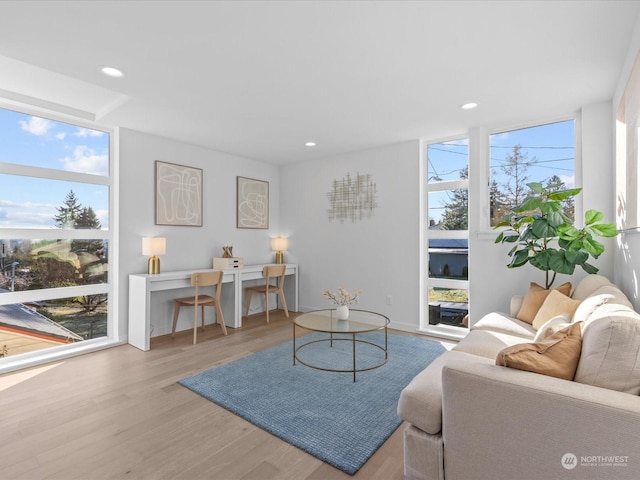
[425,139,469,330]
[489,120,575,226]
[422,119,576,337]
[0,106,112,364]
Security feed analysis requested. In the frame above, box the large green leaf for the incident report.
[557,224,581,241]
[531,219,557,238]
[509,249,530,268]
[581,262,599,274]
[548,251,576,275]
[548,188,582,201]
[564,248,588,265]
[530,249,552,270]
[583,237,605,257]
[539,201,563,214]
[546,211,566,228]
[588,223,617,237]
[515,197,542,213]
[527,182,544,193]
[585,209,604,225]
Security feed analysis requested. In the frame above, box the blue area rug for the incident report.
[179,331,446,475]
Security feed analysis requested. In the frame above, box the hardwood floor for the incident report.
[0,311,419,480]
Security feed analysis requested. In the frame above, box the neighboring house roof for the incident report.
[0,302,83,343]
[428,238,468,249]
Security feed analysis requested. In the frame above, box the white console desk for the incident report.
[128,264,298,351]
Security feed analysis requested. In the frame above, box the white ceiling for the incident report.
[0,1,638,165]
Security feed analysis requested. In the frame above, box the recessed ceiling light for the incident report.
[305,141,317,147]
[460,102,478,110]
[100,66,124,78]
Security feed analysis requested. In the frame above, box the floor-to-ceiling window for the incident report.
[424,138,469,332]
[0,105,114,369]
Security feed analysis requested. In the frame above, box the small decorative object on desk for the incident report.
[222,244,233,258]
[322,286,362,320]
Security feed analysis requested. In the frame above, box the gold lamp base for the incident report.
[148,255,161,274]
[274,251,284,264]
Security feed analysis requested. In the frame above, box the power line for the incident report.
[490,145,574,149]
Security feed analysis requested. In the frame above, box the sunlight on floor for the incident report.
[0,361,63,392]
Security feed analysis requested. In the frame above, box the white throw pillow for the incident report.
[533,314,570,342]
[572,293,613,323]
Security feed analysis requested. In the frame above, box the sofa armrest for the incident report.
[441,362,640,480]
[510,294,524,317]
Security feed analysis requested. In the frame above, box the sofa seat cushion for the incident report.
[397,350,495,435]
[454,329,537,359]
[471,311,536,339]
[574,303,640,394]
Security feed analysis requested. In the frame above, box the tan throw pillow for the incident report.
[516,281,572,324]
[532,289,582,330]
[496,322,583,380]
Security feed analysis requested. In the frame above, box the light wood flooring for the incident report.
[0,311,426,480]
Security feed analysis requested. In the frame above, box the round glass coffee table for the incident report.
[293,309,389,382]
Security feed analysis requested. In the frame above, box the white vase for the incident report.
[336,305,349,320]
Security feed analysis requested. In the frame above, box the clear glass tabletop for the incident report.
[294,309,389,334]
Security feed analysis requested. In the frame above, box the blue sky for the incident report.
[0,108,110,228]
[427,119,575,224]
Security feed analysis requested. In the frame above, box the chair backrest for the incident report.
[191,271,224,299]
[262,264,286,287]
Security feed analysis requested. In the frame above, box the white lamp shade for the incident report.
[142,237,166,256]
[271,236,289,251]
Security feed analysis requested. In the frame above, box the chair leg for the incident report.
[265,291,270,323]
[245,290,253,317]
[193,302,198,345]
[172,303,181,337]
[279,288,289,317]
[215,302,228,335]
[201,305,205,330]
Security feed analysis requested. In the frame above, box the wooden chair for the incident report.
[172,270,227,344]
[244,264,289,323]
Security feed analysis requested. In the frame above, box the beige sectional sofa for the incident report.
[398,275,640,480]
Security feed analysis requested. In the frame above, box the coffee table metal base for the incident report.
[293,328,388,382]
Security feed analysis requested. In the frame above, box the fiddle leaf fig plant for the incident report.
[494,182,617,289]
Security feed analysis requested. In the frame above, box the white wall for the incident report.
[280,141,421,332]
[279,107,615,334]
[118,128,281,338]
[613,13,640,309]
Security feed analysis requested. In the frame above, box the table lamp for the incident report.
[142,237,166,274]
[271,236,288,264]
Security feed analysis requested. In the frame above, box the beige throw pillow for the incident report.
[532,289,581,331]
[516,281,572,325]
[574,304,640,394]
[496,322,583,380]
